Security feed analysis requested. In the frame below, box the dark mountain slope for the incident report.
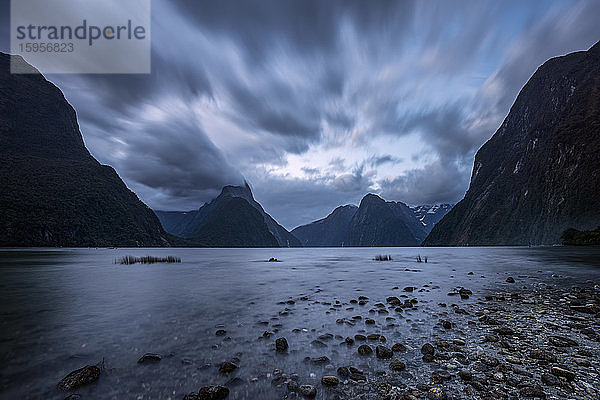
[346,194,426,246]
[155,183,301,247]
[191,197,279,247]
[0,53,171,247]
[424,42,600,246]
[291,205,357,246]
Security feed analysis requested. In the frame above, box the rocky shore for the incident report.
[57,271,600,400]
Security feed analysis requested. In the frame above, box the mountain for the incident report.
[0,53,171,247]
[291,205,357,246]
[424,42,600,246]
[411,204,453,233]
[155,183,301,247]
[191,197,279,247]
[346,194,427,246]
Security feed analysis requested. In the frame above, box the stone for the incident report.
[376,345,393,359]
[57,365,101,391]
[358,344,373,355]
[345,336,354,345]
[218,362,238,374]
[421,343,435,356]
[541,373,560,386]
[137,353,162,363]
[506,277,515,283]
[337,366,349,378]
[299,385,317,398]
[275,337,288,352]
[196,385,230,400]
[389,360,406,371]
[458,369,472,381]
[550,366,575,381]
[548,336,578,347]
[311,356,331,364]
[392,343,406,352]
[528,350,557,363]
[215,329,227,336]
[519,385,546,399]
[321,376,339,386]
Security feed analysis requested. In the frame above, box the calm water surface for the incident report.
[1,247,599,399]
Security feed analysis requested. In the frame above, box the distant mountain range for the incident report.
[410,204,454,231]
[155,183,301,247]
[291,195,451,247]
[0,53,172,247]
[424,41,600,246]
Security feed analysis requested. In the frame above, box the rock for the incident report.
[376,345,393,359]
[442,320,452,329]
[337,366,349,378]
[403,287,416,292]
[354,334,367,341]
[215,329,227,336]
[519,385,546,399]
[548,336,578,347]
[358,344,373,355]
[57,365,101,391]
[275,337,288,352]
[506,277,515,283]
[421,343,435,356]
[541,373,561,386]
[528,350,557,363]
[321,376,339,386]
[345,336,354,345]
[458,369,472,381]
[493,326,514,336]
[550,366,575,381]
[137,353,162,363]
[194,385,230,400]
[287,380,299,392]
[389,360,406,371]
[311,356,330,364]
[318,333,334,340]
[386,296,402,305]
[311,340,327,348]
[422,354,435,362]
[299,384,317,398]
[218,362,238,374]
[427,387,447,399]
[365,318,376,325]
[392,343,406,352]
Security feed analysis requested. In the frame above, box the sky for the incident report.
[1,0,600,229]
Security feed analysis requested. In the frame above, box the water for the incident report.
[1,247,599,399]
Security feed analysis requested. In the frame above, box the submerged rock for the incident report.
[57,365,101,391]
[183,385,230,400]
[321,376,339,386]
[137,353,162,363]
[375,345,393,359]
[275,337,289,352]
[218,362,238,374]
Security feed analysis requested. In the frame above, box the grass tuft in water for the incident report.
[374,255,392,261]
[117,255,181,265]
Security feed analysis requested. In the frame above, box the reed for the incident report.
[117,255,181,265]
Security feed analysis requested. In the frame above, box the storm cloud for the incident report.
[1,0,599,228]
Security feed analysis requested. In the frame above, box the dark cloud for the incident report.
[379,161,470,206]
